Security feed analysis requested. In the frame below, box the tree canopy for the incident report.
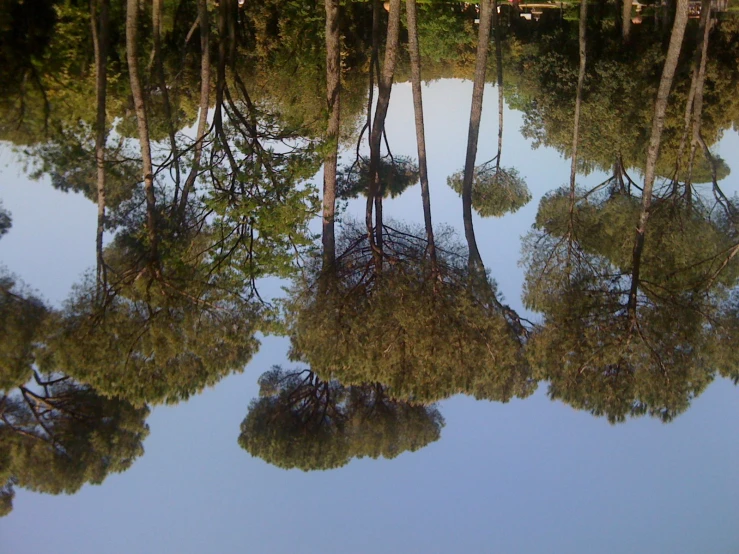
[238,367,444,471]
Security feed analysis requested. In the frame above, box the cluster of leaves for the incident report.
[289,225,536,404]
[447,165,531,217]
[238,367,444,471]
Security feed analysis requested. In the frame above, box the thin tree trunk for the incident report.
[567,0,587,264]
[627,0,689,318]
[322,0,341,269]
[570,0,587,197]
[177,0,210,223]
[127,0,158,264]
[622,0,632,40]
[685,0,712,200]
[494,0,503,171]
[461,0,493,272]
[152,0,181,204]
[406,0,436,268]
[91,0,109,290]
[366,0,401,259]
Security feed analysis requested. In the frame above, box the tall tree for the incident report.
[627,0,689,318]
[460,0,493,271]
[405,0,436,267]
[126,0,158,264]
[366,0,401,257]
[323,0,342,269]
[90,0,110,289]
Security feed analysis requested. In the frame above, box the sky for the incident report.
[1,80,738,554]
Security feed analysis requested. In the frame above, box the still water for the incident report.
[1,0,738,551]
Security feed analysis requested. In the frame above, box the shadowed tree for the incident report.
[0,274,48,392]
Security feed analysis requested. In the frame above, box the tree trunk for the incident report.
[494,0,504,170]
[406,0,436,268]
[627,0,689,318]
[126,0,158,264]
[177,0,210,223]
[567,0,587,260]
[570,0,587,197]
[686,0,712,196]
[152,0,181,203]
[461,0,493,272]
[366,0,401,259]
[322,0,341,270]
[622,0,632,40]
[91,0,109,290]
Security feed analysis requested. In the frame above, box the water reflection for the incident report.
[239,367,444,470]
[1,0,738,517]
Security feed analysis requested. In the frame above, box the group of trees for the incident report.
[2,0,739,508]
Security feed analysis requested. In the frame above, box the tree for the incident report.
[337,156,419,200]
[289,224,535,404]
[0,274,49,392]
[50,258,261,407]
[0,376,149,516]
[238,367,444,471]
[459,0,494,271]
[447,165,531,218]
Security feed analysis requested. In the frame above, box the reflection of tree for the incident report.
[50,253,261,407]
[519,1,736,423]
[337,156,419,200]
[0,376,149,517]
[238,367,443,471]
[290,225,535,404]
[507,7,739,181]
[0,274,149,517]
[448,164,530,218]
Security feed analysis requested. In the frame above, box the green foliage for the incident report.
[0,274,49,392]
[238,367,444,471]
[289,225,535,403]
[447,165,531,218]
[506,22,739,176]
[0,378,149,516]
[526,291,716,423]
[50,273,261,407]
[416,4,478,64]
[337,156,419,200]
[529,186,739,302]
[520,184,735,423]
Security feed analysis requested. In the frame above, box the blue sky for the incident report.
[1,80,738,554]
